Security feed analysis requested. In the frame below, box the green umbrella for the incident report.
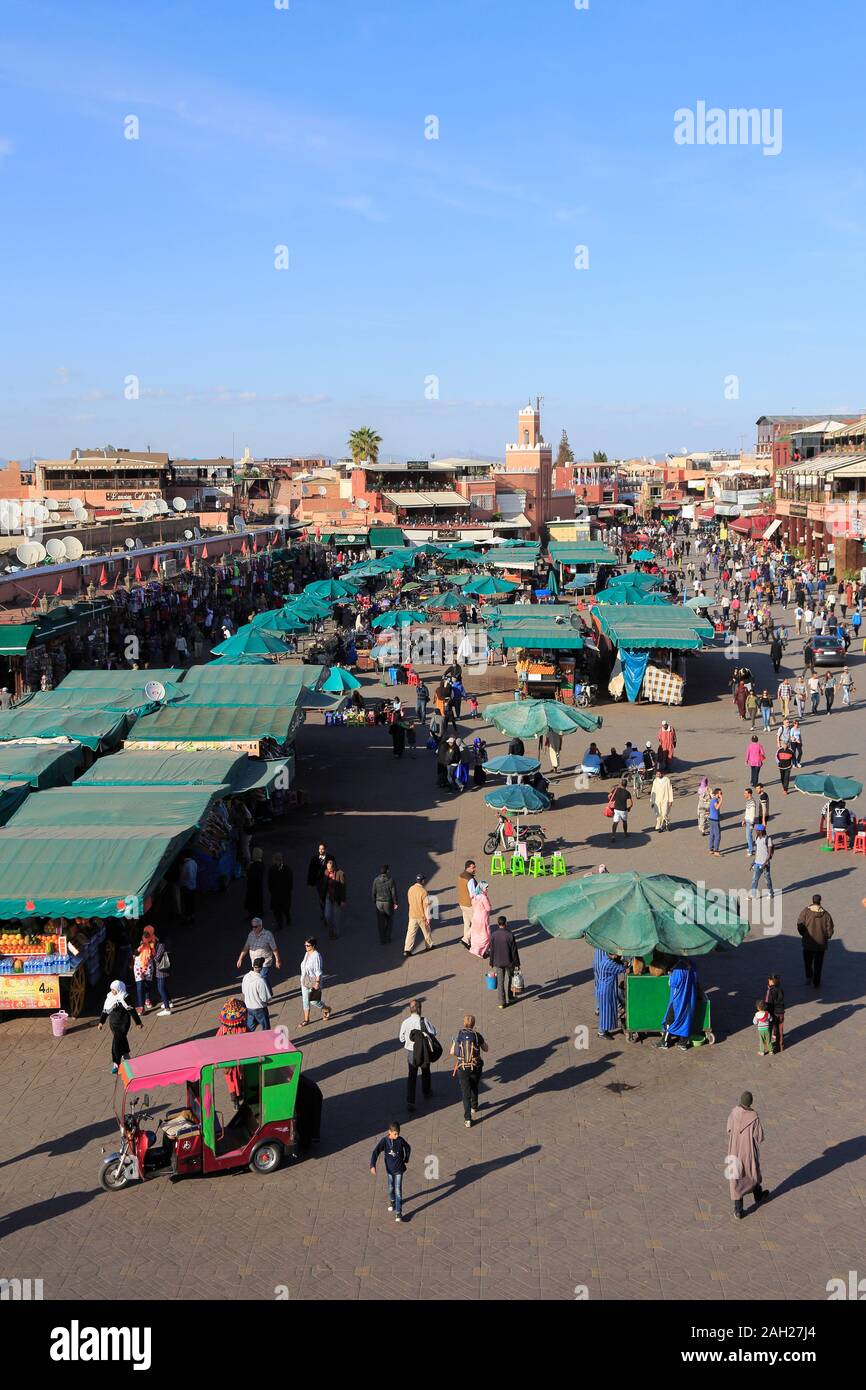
[304,579,359,600]
[528,871,749,957]
[545,568,560,596]
[608,572,661,591]
[794,774,862,802]
[686,594,714,610]
[630,549,655,563]
[422,591,464,610]
[211,626,287,661]
[322,667,362,693]
[249,608,309,633]
[462,575,518,597]
[284,595,332,621]
[563,572,595,591]
[485,754,541,776]
[370,608,426,629]
[484,784,550,814]
[485,698,601,737]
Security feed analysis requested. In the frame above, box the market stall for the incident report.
[589,604,713,704]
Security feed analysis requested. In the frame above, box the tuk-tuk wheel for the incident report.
[705,1030,716,1045]
[250,1141,283,1174]
[98,1159,131,1192]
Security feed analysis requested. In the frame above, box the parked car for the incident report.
[812,633,846,667]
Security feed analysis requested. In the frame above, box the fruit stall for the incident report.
[0,920,113,1018]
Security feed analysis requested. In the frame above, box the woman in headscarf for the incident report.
[97,981,144,1074]
[244,846,265,919]
[216,997,248,1104]
[696,776,711,836]
[468,882,492,959]
[733,680,748,721]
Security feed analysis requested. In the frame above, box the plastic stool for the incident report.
[490,853,506,876]
[510,854,526,876]
[528,853,546,877]
[832,829,850,852]
[853,832,866,856]
[550,851,566,877]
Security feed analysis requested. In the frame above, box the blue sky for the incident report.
[1,0,864,463]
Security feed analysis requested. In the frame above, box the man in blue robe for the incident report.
[594,950,624,1038]
[656,957,699,1051]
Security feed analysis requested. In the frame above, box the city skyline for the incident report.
[2,1,865,461]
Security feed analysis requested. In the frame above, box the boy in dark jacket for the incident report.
[370,1122,411,1222]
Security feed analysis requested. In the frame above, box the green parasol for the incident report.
[462,575,518,597]
[322,667,362,693]
[211,626,287,661]
[370,608,426,629]
[686,594,714,610]
[484,784,550,814]
[528,871,749,957]
[485,698,601,737]
[249,608,309,633]
[794,773,862,802]
[422,591,464,610]
[304,578,359,600]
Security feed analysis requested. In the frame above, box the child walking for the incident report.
[765,973,785,1053]
[753,999,773,1056]
[370,1121,411,1223]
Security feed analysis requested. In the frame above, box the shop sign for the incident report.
[0,975,60,1011]
[788,503,807,518]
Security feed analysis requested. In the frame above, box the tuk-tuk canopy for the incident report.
[119,1031,294,1093]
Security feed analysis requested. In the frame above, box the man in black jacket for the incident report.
[489,915,521,1008]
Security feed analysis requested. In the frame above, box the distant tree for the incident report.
[555,430,574,468]
[348,427,382,466]
[592,450,608,463]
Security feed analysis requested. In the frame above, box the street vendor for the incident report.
[655,957,701,1052]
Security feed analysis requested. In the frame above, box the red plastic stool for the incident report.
[832,829,850,851]
[853,831,866,856]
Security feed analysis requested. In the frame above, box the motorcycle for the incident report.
[575,682,598,708]
[483,823,547,856]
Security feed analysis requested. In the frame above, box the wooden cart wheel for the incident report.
[627,1031,640,1043]
[103,937,117,979]
[65,963,87,1019]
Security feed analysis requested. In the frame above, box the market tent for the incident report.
[78,749,291,796]
[528,872,749,956]
[0,706,129,751]
[367,527,407,550]
[303,579,359,600]
[590,605,713,650]
[548,543,617,567]
[0,742,85,788]
[49,669,183,694]
[0,824,199,920]
[606,571,662,591]
[19,679,187,718]
[176,663,323,705]
[370,609,426,629]
[485,698,601,737]
[421,591,464,611]
[6,785,220,832]
[282,596,333,621]
[0,780,31,824]
[127,703,304,746]
[488,546,541,570]
[486,626,585,651]
[249,608,309,633]
[462,575,519,597]
[593,588,670,606]
[630,549,656,563]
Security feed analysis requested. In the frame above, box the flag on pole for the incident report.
[30,590,39,608]
[184,553,192,571]
[152,554,160,575]
[201,545,209,559]
[241,540,248,556]
[99,566,107,587]
[252,536,258,552]
[54,577,63,596]
[135,562,143,582]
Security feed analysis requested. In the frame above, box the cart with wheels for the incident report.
[0,922,108,1019]
[624,973,715,1045]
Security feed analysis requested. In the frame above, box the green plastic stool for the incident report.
[550,851,566,877]
[490,853,506,876]
[528,853,546,877]
[510,854,527,876]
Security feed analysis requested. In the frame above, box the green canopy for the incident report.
[486,626,585,651]
[211,626,288,661]
[0,780,31,824]
[0,624,38,656]
[484,784,550,814]
[528,871,749,957]
[422,591,464,611]
[7,785,219,832]
[304,579,359,600]
[794,774,862,802]
[593,588,670,606]
[0,743,85,789]
[282,595,333,620]
[607,571,662,591]
[21,679,187,718]
[367,527,406,550]
[249,608,309,633]
[127,703,303,745]
[630,549,655,563]
[485,698,601,737]
[488,547,540,570]
[370,609,426,629]
[0,707,129,751]
[78,749,291,796]
[548,543,617,567]
[591,605,713,651]
[177,663,322,706]
[462,576,519,597]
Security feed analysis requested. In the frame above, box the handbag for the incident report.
[603,791,615,819]
[417,1016,443,1064]
[511,968,525,996]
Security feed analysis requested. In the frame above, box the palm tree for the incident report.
[348,426,382,466]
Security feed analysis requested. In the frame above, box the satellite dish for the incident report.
[45,498,60,511]
[45,538,68,561]
[157,498,169,513]
[16,542,45,566]
[184,529,194,540]
[318,486,327,497]
[357,498,369,510]
[4,501,21,529]
[32,503,49,523]
[124,537,136,550]
[67,496,84,510]
[144,680,166,703]
[172,497,187,512]
[64,536,84,560]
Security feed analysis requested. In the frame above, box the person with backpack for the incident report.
[450,1013,489,1127]
[398,998,441,1111]
[750,826,775,897]
[370,1121,411,1223]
